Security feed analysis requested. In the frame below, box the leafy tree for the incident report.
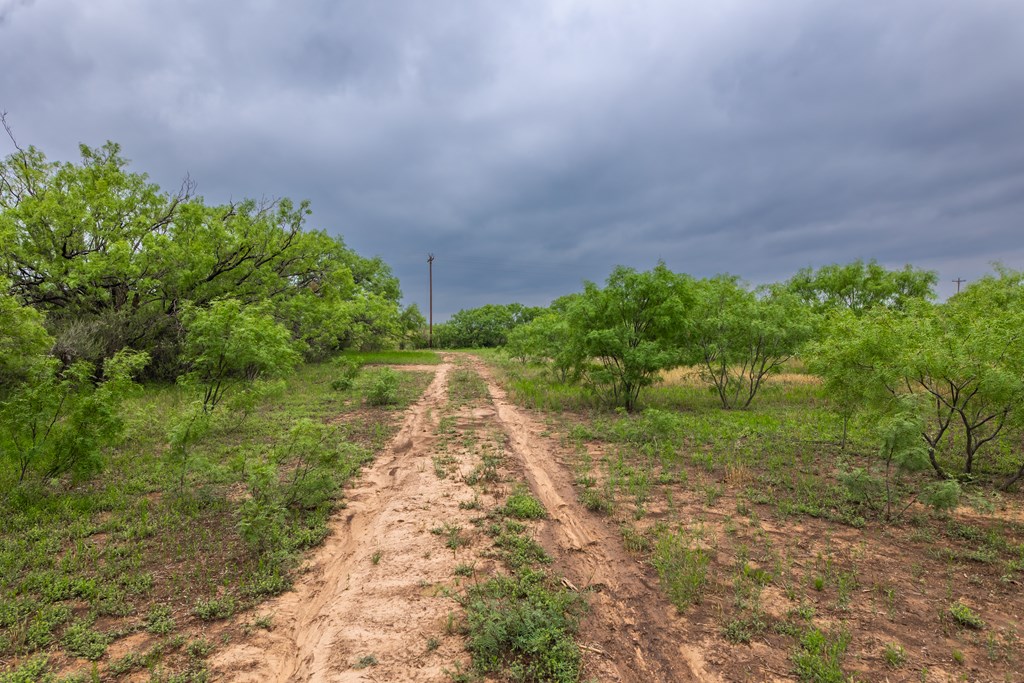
[809,271,1024,483]
[397,303,427,349]
[1,138,406,374]
[787,259,937,314]
[0,349,148,483]
[565,264,690,411]
[180,299,301,412]
[0,280,52,392]
[435,303,543,349]
[688,277,816,409]
[839,396,960,521]
[504,312,577,381]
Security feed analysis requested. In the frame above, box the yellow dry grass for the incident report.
[657,365,821,387]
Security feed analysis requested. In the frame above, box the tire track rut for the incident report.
[472,356,709,683]
[212,356,708,682]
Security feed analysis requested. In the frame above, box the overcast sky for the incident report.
[3,0,1023,318]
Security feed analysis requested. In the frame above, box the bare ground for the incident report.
[211,355,707,682]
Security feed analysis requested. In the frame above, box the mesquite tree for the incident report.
[565,264,690,411]
[688,277,816,409]
[810,270,1024,484]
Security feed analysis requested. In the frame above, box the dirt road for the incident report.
[211,355,705,682]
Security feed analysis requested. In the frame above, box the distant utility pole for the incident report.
[953,277,965,293]
[427,254,435,348]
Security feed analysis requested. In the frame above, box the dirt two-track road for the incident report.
[211,355,712,683]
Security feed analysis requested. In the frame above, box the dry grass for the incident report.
[658,365,821,387]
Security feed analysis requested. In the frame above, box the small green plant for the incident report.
[371,550,383,565]
[366,368,400,406]
[884,642,906,668]
[330,356,362,391]
[192,595,237,621]
[145,605,176,635]
[948,601,985,629]
[354,654,378,669]
[432,523,470,551]
[454,563,475,577]
[186,638,214,659]
[792,628,850,683]
[459,569,587,683]
[621,524,651,553]
[62,619,111,661]
[651,528,710,611]
[952,648,964,664]
[503,486,546,519]
[426,636,441,652]
[580,488,614,514]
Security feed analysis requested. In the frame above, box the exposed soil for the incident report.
[211,355,706,682]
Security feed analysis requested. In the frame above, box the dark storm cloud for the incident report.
[2,0,1023,317]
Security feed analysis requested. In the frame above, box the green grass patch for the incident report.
[503,486,547,520]
[460,569,588,683]
[341,350,441,365]
[651,528,711,611]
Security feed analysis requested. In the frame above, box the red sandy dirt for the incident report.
[211,355,706,682]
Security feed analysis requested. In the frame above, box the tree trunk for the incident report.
[1000,460,1024,491]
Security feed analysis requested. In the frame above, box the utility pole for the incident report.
[953,277,965,293]
[427,254,435,348]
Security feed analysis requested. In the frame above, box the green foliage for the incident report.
[460,569,587,683]
[503,486,547,520]
[883,642,907,668]
[180,299,301,412]
[0,655,53,683]
[330,356,362,391]
[566,264,689,411]
[61,618,111,660]
[689,277,816,409]
[0,140,406,375]
[787,259,937,314]
[435,302,543,349]
[792,628,850,682]
[651,527,710,611]
[145,605,176,635]
[0,283,52,393]
[809,270,1024,481]
[504,311,581,383]
[948,601,985,629]
[0,349,148,483]
[366,368,400,406]
[192,595,236,621]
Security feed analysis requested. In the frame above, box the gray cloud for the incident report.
[2,0,1023,316]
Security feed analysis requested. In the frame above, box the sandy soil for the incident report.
[211,355,708,682]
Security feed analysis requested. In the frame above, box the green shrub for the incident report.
[948,601,985,629]
[461,569,587,683]
[61,618,111,660]
[192,595,236,621]
[366,368,400,406]
[503,486,546,520]
[145,604,176,635]
[330,356,362,391]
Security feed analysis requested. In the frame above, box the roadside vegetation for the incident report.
[0,359,433,681]
[0,136,436,680]
[483,259,1024,681]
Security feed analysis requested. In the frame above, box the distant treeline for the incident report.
[442,260,1024,490]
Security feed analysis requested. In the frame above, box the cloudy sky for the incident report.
[2,0,1023,318]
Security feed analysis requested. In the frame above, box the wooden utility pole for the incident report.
[428,254,435,348]
[953,277,965,293]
